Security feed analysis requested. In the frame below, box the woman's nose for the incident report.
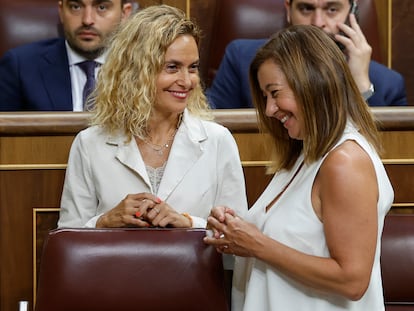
[177,70,192,88]
[265,99,279,117]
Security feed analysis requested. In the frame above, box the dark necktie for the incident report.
[78,60,97,106]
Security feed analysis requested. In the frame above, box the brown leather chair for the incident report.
[0,0,139,58]
[35,228,229,311]
[0,0,62,58]
[34,215,414,311]
[203,0,382,86]
[381,214,414,310]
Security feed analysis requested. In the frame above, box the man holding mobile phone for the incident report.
[207,0,407,108]
[335,0,358,51]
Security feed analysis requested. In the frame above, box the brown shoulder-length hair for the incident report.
[249,25,380,173]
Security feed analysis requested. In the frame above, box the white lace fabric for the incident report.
[145,162,167,195]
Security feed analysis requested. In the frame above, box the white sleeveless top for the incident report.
[232,123,394,311]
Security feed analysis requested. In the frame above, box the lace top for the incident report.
[145,162,167,195]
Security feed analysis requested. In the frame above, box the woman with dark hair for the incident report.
[205,25,393,310]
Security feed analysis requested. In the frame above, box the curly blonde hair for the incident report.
[89,5,211,138]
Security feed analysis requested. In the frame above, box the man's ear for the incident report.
[58,1,64,24]
[122,2,133,20]
[284,0,291,24]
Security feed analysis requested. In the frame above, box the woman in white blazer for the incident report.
[58,5,247,229]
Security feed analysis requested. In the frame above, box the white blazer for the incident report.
[58,110,248,228]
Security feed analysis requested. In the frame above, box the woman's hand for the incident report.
[206,205,235,237]
[96,193,159,228]
[204,209,262,258]
[96,193,193,228]
[144,200,192,228]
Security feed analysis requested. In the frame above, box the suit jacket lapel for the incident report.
[111,134,152,190]
[157,111,206,200]
[40,39,73,110]
[107,111,207,198]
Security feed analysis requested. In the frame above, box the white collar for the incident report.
[65,40,106,66]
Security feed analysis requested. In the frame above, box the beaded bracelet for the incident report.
[182,213,193,228]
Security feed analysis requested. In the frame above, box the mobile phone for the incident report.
[345,1,359,25]
[336,1,359,50]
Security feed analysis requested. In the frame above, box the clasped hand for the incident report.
[204,206,259,257]
[96,193,191,228]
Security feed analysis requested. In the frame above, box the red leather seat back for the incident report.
[35,228,229,311]
[381,214,414,310]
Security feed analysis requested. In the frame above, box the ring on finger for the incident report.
[153,207,160,213]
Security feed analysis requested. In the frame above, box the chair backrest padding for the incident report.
[35,228,229,311]
[381,214,414,308]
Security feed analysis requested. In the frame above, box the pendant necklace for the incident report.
[143,113,183,156]
[144,129,177,156]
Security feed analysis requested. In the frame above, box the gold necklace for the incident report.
[143,128,177,156]
[143,113,183,156]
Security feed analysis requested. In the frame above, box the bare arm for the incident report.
[205,141,379,300]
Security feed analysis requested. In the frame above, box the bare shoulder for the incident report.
[313,140,378,221]
[320,140,374,179]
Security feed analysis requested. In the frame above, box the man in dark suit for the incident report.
[207,0,407,108]
[0,0,132,111]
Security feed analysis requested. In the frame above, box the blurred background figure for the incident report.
[0,0,133,111]
[207,0,407,108]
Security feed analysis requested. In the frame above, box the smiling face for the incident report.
[154,35,200,115]
[58,0,131,59]
[257,59,304,140]
[286,0,352,36]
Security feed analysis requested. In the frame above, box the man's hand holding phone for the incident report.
[335,1,358,51]
[335,4,372,94]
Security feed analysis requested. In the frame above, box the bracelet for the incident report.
[182,213,193,228]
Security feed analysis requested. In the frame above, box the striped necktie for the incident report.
[78,60,97,108]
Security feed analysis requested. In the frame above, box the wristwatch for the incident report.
[362,83,375,100]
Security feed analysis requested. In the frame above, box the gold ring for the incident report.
[154,207,160,213]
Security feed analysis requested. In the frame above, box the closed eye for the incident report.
[270,90,279,98]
